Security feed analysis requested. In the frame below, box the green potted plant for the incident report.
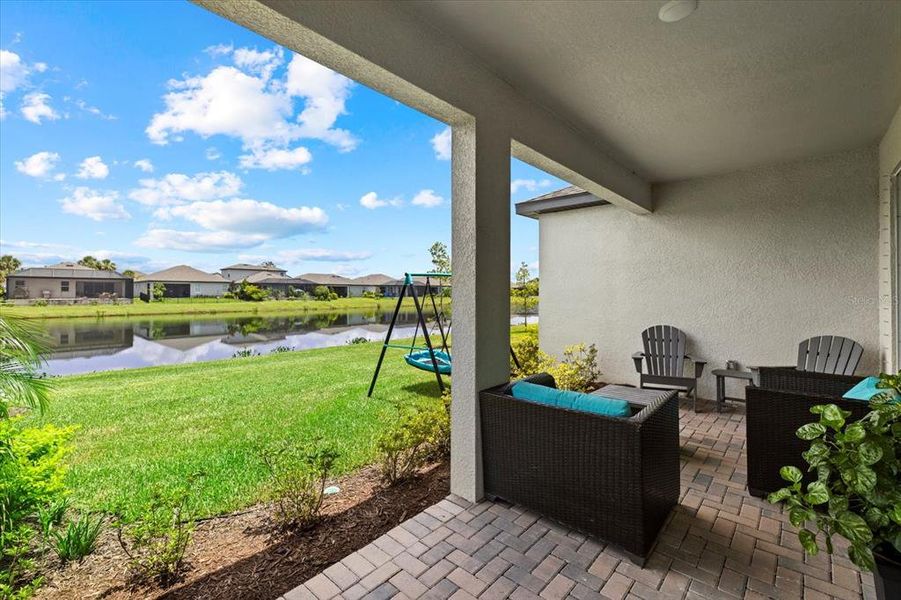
[768,372,900,600]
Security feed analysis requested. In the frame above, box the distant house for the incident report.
[5,262,133,303]
[299,273,357,297]
[352,274,404,297]
[136,265,229,299]
[243,271,314,296]
[220,263,287,282]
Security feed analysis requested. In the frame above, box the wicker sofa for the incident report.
[746,367,868,498]
[479,373,680,565]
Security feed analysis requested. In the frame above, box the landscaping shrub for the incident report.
[510,333,601,392]
[541,343,601,392]
[270,345,293,354]
[0,421,74,598]
[510,332,541,378]
[260,442,339,529]
[52,513,103,562]
[312,286,338,301]
[377,400,449,485]
[231,348,257,359]
[230,281,269,302]
[347,337,369,345]
[114,481,199,587]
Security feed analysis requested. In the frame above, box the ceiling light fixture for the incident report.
[658,0,698,23]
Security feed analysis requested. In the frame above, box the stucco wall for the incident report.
[539,146,880,400]
[6,277,76,299]
[878,105,901,371]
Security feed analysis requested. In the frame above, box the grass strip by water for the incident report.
[26,325,537,521]
[0,296,418,320]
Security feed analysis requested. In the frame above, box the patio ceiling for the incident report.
[401,1,901,182]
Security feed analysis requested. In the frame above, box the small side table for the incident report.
[711,369,755,412]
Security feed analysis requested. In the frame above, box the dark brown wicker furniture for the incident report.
[746,367,867,498]
[480,373,680,566]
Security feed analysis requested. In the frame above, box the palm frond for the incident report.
[0,315,53,417]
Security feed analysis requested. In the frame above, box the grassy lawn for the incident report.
[26,325,537,521]
[1,296,418,320]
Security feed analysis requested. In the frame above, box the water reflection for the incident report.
[41,310,536,376]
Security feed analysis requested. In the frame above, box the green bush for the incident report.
[377,400,449,485]
[347,337,369,345]
[0,421,75,597]
[510,332,542,378]
[114,481,199,586]
[768,372,901,571]
[260,442,339,529]
[52,514,103,562]
[312,286,338,301]
[541,343,601,392]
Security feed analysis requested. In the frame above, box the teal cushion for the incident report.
[510,381,631,418]
[843,377,900,402]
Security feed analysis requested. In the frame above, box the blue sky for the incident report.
[0,1,562,279]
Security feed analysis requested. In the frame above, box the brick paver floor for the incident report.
[283,399,876,600]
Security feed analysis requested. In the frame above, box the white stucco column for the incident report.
[450,118,511,502]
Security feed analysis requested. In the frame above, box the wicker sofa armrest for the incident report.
[756,366,862,397]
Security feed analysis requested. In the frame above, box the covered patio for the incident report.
[285,402,873,600]
[195,1,899,598]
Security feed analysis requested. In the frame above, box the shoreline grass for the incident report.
[25,325,537,521]
[0,296,419,320]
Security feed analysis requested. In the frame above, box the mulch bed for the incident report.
[35,461,450,600]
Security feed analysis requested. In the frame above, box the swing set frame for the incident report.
[368,272,451,396]
[367,272,523,397]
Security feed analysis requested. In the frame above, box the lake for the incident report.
[38,309,537,375]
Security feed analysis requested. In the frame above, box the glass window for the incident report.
[14,280,24,287]
[61,281,69,292]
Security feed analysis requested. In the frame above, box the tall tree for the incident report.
[98,258,117,272]
[121,269,136,279]
[428,242,451,273]
[78,255,100,270]
[515,262,531,289]
[260,260,277,268]
[0,255,22,298]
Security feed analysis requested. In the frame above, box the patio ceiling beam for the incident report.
[194,0,652,214]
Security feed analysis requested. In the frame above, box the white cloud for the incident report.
[431,126,451,160]
[145,48,357,161]
[0,50,30,93]
[76,155,109,180]
[128,171,243,206]
[233,46,283,80]
[59,187,130,221]
[239,145,312,171]
[74,99,116,120]
[411,189,444,208]
[205,147,221,161]
[14,151,60,178]
[359,191,403,210]
[276,248,372,262]
[510,178,552,195]
[146,65,295,146]
[134,159,154,173]
[159,198,328,237]
[135,229,269,252]
[285,53,357,152]
[21,92,59,124]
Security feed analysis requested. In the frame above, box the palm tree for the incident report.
[0,316,52,419]
[98,258,117,272]
[78,255,100,270]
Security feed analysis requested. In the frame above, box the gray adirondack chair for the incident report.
[632,325,707,412]
[796,335,863,375]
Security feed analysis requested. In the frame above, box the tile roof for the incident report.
[221,263,286,273]
[10,262,130,279]
[142,265,228,283]
[299,273,357,285]
[352,274,399,286]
